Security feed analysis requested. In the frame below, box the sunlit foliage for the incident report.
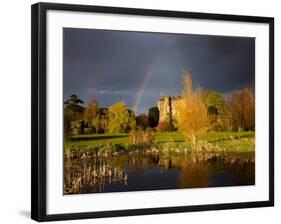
[176,72,210,148]
[83,99,98,123]
[107,101,136,134]
[227,88,255,131]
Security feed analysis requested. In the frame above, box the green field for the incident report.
[65,131,255,152]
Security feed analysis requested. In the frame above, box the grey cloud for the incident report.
[64,28,255,115]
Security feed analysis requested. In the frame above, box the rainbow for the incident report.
[133,61,157,114]
[132,37,177,115]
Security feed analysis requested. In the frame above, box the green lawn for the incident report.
[68,133,130,146]
[66,131,255,152]
[67,132,184,146]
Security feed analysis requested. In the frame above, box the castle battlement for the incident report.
[157,96,183,122]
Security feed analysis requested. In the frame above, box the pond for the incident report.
[64,151,255,194]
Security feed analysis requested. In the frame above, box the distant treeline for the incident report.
[64,73,254,136]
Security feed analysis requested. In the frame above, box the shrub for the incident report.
[129,129,154,145]
[156,121,170,132]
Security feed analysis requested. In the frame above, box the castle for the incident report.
[157,96,183,122]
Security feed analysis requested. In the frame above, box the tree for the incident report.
[148,107,159,128]
[136,113,149,130]
[227,88,255,131]
[205,91,226,129]
[64,94,84,117]
[84,99,99,125]
[126,109,137,133]
[83,99,99,133]
[205,91,225,115]
[64,94,84,135]
[92,108,109,133]
[107,101,136,134]
[176,72,210,149]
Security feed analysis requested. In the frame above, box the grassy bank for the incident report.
[65,131,255,153]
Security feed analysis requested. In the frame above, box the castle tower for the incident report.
[157,95,183,123]
[157,96,172,122]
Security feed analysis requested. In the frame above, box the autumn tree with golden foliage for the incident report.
[176,72,210,149]
[227,88,255,131]
[83,99,99,125]
[107,101,136,134]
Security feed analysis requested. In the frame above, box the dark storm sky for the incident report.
[63,28,255,115]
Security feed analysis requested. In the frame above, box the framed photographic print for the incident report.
[31,2,274,222]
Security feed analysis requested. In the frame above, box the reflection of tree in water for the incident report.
[225,157,255,185]
[64,152,255,194]
[173,153,255,188]
[176,159,210,187]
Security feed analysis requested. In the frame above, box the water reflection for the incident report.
[64,152,255,195]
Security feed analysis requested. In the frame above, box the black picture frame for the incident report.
[31,2,274,222]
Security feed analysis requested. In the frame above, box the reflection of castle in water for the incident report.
[157,96,183,122]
